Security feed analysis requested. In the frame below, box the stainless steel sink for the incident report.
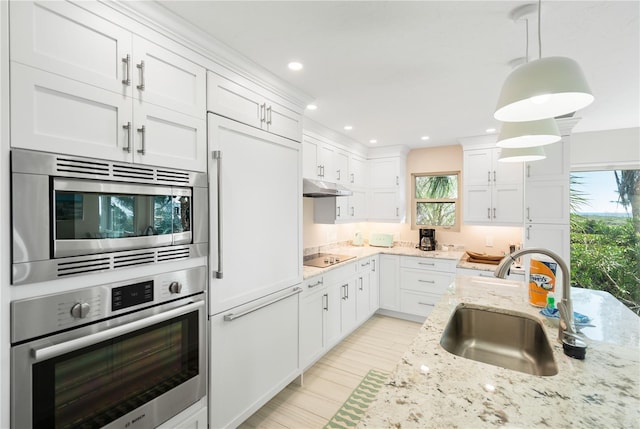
[440,304,558,376]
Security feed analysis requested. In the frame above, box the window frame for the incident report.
[411,171,461,231]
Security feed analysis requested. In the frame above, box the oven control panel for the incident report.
[10,266,206,344]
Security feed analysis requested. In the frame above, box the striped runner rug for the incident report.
[324,369,389,429]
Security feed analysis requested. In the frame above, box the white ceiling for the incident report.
[157,1,640,148]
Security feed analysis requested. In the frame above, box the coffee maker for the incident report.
[419,228,436,251]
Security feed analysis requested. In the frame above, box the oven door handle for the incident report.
[32,300,204,362]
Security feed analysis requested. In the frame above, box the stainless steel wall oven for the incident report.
[11,266,207,429]
[10,149,208,285]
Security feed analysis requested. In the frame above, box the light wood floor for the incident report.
[238,315,422,429]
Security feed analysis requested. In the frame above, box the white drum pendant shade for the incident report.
[496,118,561,148]
[498,146,546,163]
[494,56,594,122]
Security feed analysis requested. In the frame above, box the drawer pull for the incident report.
[361,261,370,267]
[308,279,324,288]
[224,287,301,321]
[418,262,435,266]
[418,302,431,306]
[418,279,436,284]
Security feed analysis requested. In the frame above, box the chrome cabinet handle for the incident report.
[396,207,399,217]
[351,206,355,217]
[527,164,531,178]
[121,54,131,85]
[372,259,376,272]
[487,208,491,219]
[361,261,370,267]
[323,293,328,311]
[136,60,145,90]
[317,165,322,177]
[213,150,223,279]
[527,225,531,240]
[337,206,341,217]
[33,300,204,362]
[136,125,146,154]
[418,279,436,284]
[122,122,131,153]
[418,302,430,306]
[527,207,531,221]
[224,287,301,321]
[308,279,323,289]
[320,165,325,178]
[487,171,491,183]
[260,104,266,123]
[396,176,399,185]
[493,171,497,182]
[351,173,355,184]
[266,105,272,125]
[337,169,341,181]
[359,277,363,291]
[493,208,496,219]
[418,262,435,266]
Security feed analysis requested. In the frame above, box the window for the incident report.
[570,169,639,315]
[412,172,460,231]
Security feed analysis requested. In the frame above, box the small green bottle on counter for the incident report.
[546,292,556,310]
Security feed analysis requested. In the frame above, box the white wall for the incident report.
[571,127,640,171]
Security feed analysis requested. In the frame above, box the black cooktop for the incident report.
[303,253,356,268]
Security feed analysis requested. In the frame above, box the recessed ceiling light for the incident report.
[306,104,317,110]
[344,125,353,131]
[369,139,377,144]
[421,136,430,141]
[287,61,303,71]
[486,128,497,133]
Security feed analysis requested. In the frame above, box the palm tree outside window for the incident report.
[412,172,460,231]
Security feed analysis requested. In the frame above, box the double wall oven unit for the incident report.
[10,149,208,285]
[11,266,207,429]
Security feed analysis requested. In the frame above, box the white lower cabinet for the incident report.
[398,256,456,319]
[209,287,301,429]
[379,254,400,311]
[299,276,326,370]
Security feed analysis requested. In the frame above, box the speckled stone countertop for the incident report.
[303,244,522,279]
[357,276,640,428]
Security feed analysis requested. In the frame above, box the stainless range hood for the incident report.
[303,178,353,198]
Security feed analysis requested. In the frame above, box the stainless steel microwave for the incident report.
[11,149,208,285]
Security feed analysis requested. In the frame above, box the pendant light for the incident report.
[496,118,560,148]
[494,0,594,122]
[498,146,546,163]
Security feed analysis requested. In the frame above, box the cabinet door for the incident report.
[11,63,132,162]
[133,36,205,118]
[356,273,371,323]
[206,71,262,128]
[493,184,523,224]
[379,255,400,311]
[463,149,492,186]
[525,140,569,182]
[348,190,367,220]
[265,98,302,142]
[369,256,380,313]
[525,182,570,224]
[349,155,368,187]
[463,186,492,223]
[10,1,132,96]
[134,102,206,171]
[324,285,342,348]
[340,278,358,335]
[318,144,335,181]
[334,150,350,185]
[494,150,523,185]
[300,285,325,369]
[302,136,321,179]
[209,288,299,429]
[369,189,400,221]
[369,158,399,188]
[208,116,301,314]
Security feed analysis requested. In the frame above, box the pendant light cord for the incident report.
[537,0,542,59]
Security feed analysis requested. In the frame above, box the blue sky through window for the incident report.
[571,171,630,216]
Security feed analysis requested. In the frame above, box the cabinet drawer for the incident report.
[324,262,357,285]
[400,256,456,273]
[303,275,325,293]
[400,269,453,294]
[399,290,439,317]
[357,257,373,273]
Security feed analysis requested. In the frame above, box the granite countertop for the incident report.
[357,276,640,428]
[302,244,520,279]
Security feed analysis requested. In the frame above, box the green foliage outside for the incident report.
[415,174,457,227]
[570,213,640,314]
[570,170,640,315]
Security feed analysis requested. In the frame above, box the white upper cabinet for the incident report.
[207,71,302,142]
[10,1,207,171]
[369,157,401,188]
[349,155,368,187]
[10,1,133,96]
[368,155,406,222]
[334,150,350,185]
[463,147,523,225]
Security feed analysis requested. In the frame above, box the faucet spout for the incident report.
[494,247,575,342]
